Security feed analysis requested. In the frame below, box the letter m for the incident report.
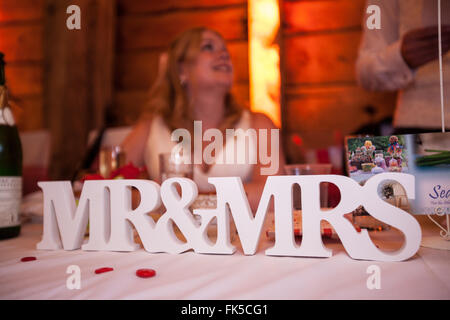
[37,181,92,250]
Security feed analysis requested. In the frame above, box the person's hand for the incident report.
[401,25,450,69]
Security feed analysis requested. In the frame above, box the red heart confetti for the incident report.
[136,268,156,278]
[20,256,37,262]
[95,267,114,274]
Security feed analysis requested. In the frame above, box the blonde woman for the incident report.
[122,27,285,210]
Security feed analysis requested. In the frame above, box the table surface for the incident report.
[0,216,449,300]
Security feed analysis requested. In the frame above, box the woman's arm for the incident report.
[121,115,152,167]
[245,112,286,212]
[121,115,153,209]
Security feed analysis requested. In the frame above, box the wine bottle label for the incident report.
[0,177,22,228]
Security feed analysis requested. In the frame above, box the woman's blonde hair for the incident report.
[145,27,246,133]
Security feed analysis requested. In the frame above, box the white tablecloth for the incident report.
[0,216,449,300]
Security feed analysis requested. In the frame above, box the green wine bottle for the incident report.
[0,52,22,239]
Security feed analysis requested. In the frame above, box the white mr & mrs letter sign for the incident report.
[36,173,421,262]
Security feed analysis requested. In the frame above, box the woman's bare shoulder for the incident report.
[131,112,156,134]
[249,111,278,129]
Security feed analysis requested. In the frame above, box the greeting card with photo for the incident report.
[345,132,450,215]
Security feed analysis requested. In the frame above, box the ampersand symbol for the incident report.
[154,178,215,254]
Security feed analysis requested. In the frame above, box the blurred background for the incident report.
[0,0,397,184]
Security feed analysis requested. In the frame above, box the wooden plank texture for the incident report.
[231,82,250,108]
[113,90,149,125]
[0,0,44,23]
[284,85,397,148]
[118,0,246,14]
[10,96,43,131]
[117,6,248,51]
[44,0,116,179]
[0,0,45,134]
[283,30,362,85]
[115,41,248,90]
[0,24,43,62]
[90,0,116,131]
[115,49,163,91]
[5,64,42,96]
[279,0,397,152]
[282,0,365,34]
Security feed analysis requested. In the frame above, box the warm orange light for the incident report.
[248,0,281,127]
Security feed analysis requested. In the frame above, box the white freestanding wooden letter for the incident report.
[36,173,421,262]
[264,173,420,261]
[37,181,91,250]
[360,173,420,261]
[82,179,161,252]
[207,177,272,255]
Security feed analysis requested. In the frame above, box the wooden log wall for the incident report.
[280,0,397,160]
[111,0,250,126]
[0,0,249,179]
[44,0,116,180]
[0,0,44,131]
[1,0,398,177]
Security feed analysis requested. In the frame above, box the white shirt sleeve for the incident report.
[356,0,415,92]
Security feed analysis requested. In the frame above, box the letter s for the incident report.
[428,185,440,199]
[362,173,421,261]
